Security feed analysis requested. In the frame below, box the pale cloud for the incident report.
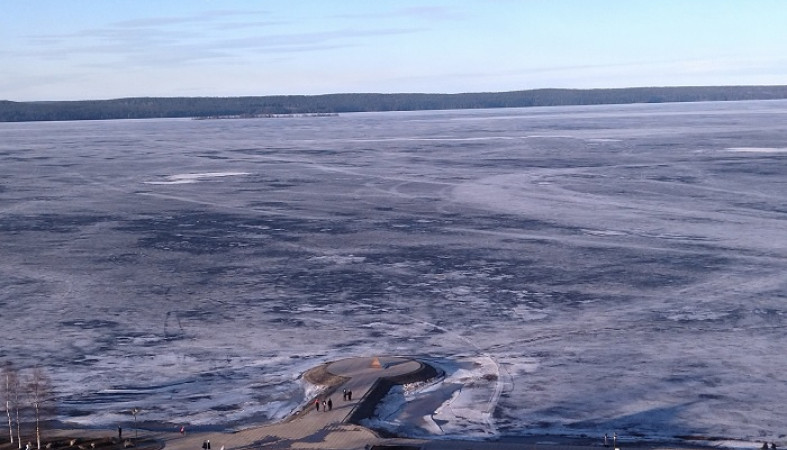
[334,4,464,21]
[110,9,272,28]
[395,5,466,20]
[16,7,421,65]
[14,10,422,70]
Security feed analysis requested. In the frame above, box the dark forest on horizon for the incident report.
[2,85,787,122]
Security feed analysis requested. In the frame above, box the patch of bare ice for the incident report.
[726,147,787,153]
[665,309,732,322]
[144,172,250,184]
[307,255,366,264]
[580,228,628,237]
[512,305,548,321]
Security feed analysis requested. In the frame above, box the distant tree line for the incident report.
[3,364,52,450]
[2,85,787,122]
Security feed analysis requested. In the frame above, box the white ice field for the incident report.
[1,100,786,444]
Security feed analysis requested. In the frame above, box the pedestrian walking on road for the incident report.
[118,427,122,440]
[322,400,327,411]
[343,388,347,401]
[202,441,207,450]
[207,440,211,449]
[327,398,333,411]
[348,390,352,401]
[315,399,320,411]
[180,426,185,436]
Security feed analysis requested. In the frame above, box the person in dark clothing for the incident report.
[348,390,352,401]
[118,427,122,440]
[327,398,333,411]
[315,399,320,411]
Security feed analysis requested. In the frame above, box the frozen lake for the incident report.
[1,100,786,443]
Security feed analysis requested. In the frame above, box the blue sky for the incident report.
[2,0,786,101]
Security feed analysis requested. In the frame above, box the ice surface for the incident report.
[727,147,787,153]
[362,356,499,439]
[144,172,250,184]
[1,101,786,442]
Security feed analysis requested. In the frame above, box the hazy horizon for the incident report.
[6,83,787,104]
